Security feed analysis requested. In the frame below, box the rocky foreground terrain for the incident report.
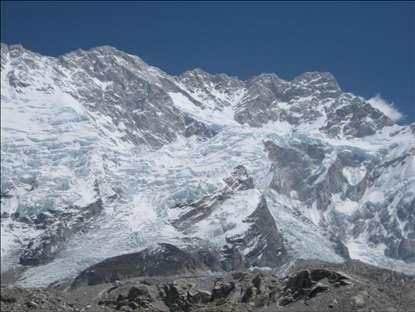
[2,259,415,312]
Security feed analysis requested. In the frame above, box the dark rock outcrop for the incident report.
[279,268,350,305]
[223,165,255,191]
[170,165,287,270]
[225,195,287,268]
[19,199,103,266]
[71,243,206,288]
[320,100,394,138]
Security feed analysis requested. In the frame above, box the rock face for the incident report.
[169,165,287,269]
[280,268,350,305]
[320,98,394,137]
[176,68,245,109]
[226,195,286,268]
[234,72,342,127]
[58,46,219,149]
[1,43,414,287]
[264,137,415,267]
[72,243,207,288]
[19,199,103,266]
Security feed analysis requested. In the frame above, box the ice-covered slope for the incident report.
[1,43,414,287]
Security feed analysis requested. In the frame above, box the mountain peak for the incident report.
[1,43,39,59]
[182,67,209,76]
[2,44,413,289]
[179,67,241,82]
[249,72,287,83]
[1,42,24,51]
[60,45,145,66]
[84,45,136,57]
[292,71,341,92]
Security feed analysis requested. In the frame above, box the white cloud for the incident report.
[367,94,403,122]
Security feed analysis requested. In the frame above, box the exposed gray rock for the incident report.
[71,243,207,288]
[331,237,351,260]
[177,68,245,109]
[320,98,394,138]
[188,289,211,305]
[280,268,349,305]
[183,115,218,139]
[19,199,103,266]
[223,165,255,191]
[263,137,415,265]
[211,280,235,300]
[264,140,350,211]
[170,165,287,269]
[225,195,287,268]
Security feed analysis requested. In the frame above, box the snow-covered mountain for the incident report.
[1,43,414,287]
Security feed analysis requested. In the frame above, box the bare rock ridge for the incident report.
[71,243,205,288]
[169,165,287,269]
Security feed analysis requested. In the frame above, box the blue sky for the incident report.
[1,1,414,122]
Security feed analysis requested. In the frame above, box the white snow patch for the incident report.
[191,189,261,246]
[365,190,385,204]
[304,202,321,226]
[347,237,415,275]
[168,92,238,126]
[334,198,359,216]
[342,166,367,186]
